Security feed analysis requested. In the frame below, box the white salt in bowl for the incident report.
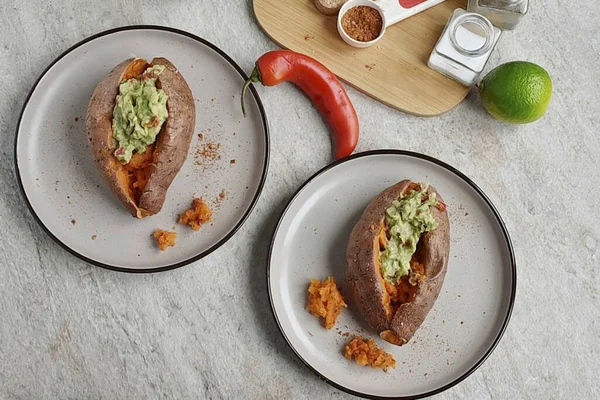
[337,0,387,48]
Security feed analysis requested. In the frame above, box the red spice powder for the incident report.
[341,6,383,42]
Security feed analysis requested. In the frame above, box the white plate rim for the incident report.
[267,149,517,399]
[14,25,270,273]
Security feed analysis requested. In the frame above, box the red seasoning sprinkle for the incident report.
[342,6,383,42]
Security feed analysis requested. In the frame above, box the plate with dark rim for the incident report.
[15,26,269,272]
[268,150,515,399]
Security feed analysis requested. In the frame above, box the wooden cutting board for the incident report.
[254,0,469,116]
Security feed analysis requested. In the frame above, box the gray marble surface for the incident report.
[1,1,598,399]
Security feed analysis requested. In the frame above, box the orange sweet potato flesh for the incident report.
[178,198,213,230]
[153,229,177,251]
[306,276,347,329]
[344,336,396,371]
[85,57,195,218]
[346,180,450,346]
[125,144,155,202]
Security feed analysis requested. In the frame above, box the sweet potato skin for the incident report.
[85,57,195,218]
[138,57,195,214]
[346,180,450,345]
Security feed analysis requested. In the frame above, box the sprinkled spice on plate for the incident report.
[342,6,383,42]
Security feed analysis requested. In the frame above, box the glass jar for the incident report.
[467,0,528,30]
[427,9,501,86]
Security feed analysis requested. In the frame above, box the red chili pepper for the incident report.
[241,50,359,160]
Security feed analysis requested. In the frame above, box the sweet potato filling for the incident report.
[384,258,425,313]
[375,220,426,318]
[306,276,347,329]
[112,60,161,206]
[344,336,396,371]
[123,144,156,202]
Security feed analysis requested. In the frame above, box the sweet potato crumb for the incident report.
[71,219,76,225]
[230,159,236,164]
[344,336,396,371]
[178,198,212,231]
[306,276,347,329]
[91,235,97,240]
[153,229,176,251]
[219,190,226,199]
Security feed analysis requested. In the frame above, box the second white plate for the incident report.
[268,150,516,399]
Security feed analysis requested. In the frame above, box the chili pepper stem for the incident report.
[241,67,261,117]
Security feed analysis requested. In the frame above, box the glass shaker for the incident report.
[467,0,528,30]
[427,9,501,86]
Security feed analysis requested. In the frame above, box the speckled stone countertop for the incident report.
[1,1,598,399]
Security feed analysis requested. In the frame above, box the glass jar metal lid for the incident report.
[449,12,496,57]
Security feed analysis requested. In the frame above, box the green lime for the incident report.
[478,61,552,124]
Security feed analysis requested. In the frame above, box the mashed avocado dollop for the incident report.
[112,65,168,164]
[380,184,438,283]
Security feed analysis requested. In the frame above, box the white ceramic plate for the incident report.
[15,26,269,272]
[268,151,515,399]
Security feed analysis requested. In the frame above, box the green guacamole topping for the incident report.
[380,184,438,283]
[112,65,168,164]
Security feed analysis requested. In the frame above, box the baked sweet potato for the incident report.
[346,180,450,346]
[86,57,195,218]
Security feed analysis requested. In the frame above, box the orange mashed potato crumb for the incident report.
[178,198,212,230]
[344,336,396,371]
[306,276,347,329]
[153,229,176,251]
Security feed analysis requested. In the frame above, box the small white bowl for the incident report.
[337,0,387,48]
